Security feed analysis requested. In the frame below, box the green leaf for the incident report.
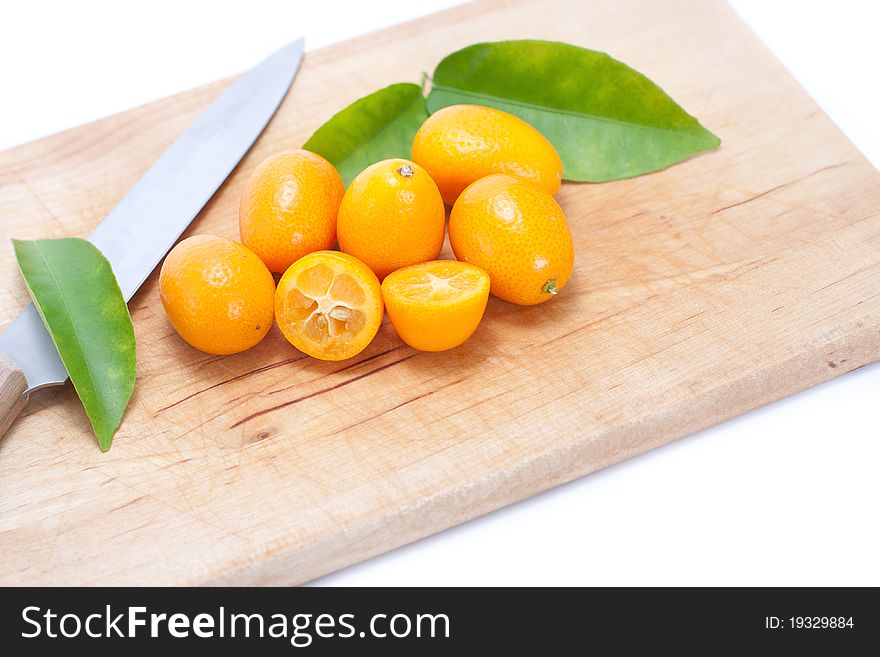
[303,82,429,186]
[13,238,135,451]
[426,40,720,182]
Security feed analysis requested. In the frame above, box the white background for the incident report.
[2,1,878,585]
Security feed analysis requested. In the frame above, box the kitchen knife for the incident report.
[0,38,305,436]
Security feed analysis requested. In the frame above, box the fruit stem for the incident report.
[542,278,559,296]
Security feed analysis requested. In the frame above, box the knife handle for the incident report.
[0,352,29,438]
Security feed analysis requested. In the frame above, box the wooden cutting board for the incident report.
[2,0,879,585]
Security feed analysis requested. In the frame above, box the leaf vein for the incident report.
[29,241,102,407]
[429,84,716,143]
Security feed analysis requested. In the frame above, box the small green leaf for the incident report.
[304,82,429,186]
[13,238,135,451]
[426,40,720,182]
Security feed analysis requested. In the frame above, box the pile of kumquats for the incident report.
[158,104,574,360]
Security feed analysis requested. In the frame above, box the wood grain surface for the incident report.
[1,0,879,585]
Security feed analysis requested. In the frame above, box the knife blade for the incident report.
[0,38,304,395]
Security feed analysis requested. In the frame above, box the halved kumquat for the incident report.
[275,250,383,361]
[381,260,490,352]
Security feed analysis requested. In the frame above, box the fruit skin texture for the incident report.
[382,260,490,352]
[449,174,574,306]
[412,104,562,205]
[337,158,445,280]
[159,235,275,355]
[275,250,384,361]
[239,149,344,273]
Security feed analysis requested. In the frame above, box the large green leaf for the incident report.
[13,238,135,451]
[303,82,429,186]
[426,40,720,182]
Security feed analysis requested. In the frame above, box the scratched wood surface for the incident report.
[1,0,879,585]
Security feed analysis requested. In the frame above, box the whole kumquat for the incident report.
[159,235,275,355]
[449,174,573,306]
[412,104,562,205]
[239,149,344,273]
[337,158,445,280]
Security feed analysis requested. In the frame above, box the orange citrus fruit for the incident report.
[336,158,445,280]
[382,260,490,352]
[239,149,344,273]
[275,250,384,361]
[412,104,562,205]
[449,174,574,306]
[159,235,275,355]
